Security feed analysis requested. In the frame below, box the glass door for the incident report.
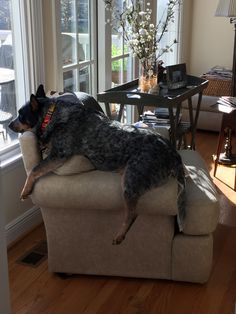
[60,0,97,94]
[111,0,134,87]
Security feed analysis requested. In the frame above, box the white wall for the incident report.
[1,160,42,245]
[189,0,234,76]
[2,161,31,222]
[0,170,11,314]
[179,0,193,68]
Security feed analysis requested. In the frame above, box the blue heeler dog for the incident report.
[9,85,186,244]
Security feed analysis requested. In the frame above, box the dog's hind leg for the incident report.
[112,196,138,245]
[21,157,65,200]
[112,167,139,245]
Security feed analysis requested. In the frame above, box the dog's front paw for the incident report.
[20,188,32,201]
[20,176,34,201]
[112,234,125,245]
[20,192,29,201]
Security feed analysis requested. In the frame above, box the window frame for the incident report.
[58,0,98,95]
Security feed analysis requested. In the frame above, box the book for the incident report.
[141,108,181,126]
[219,96,236,107]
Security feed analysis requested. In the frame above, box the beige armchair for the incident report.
[19,129,219,284]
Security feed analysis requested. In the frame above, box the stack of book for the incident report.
[155,107,181,124]
[141,108,181,128]
[141,109,168,125]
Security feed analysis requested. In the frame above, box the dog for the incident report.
[9,85,186,244]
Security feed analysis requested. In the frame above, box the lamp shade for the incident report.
[215,0,236,17]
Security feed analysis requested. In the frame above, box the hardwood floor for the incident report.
[8,130,236,314]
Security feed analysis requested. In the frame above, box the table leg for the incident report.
[168,106,176,149]
[187,97,194,149]
[190,92,203,149]
[105,103,112,119]
[213,130,225,177]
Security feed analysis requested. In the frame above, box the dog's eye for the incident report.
[18,114,25,124]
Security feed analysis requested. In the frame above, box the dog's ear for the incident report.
[30,94,39,112]
[35,84,46,98]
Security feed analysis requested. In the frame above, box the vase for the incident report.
[138,59,159,94]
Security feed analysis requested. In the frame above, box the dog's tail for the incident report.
[176,160,186,232]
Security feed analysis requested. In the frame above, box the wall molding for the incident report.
[5,205,42,246]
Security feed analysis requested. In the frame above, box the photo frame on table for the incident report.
[166,63,187,90]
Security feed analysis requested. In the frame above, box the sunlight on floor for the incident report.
[195,130,236,228]
[212,164,236,193]
[210,164,236,227]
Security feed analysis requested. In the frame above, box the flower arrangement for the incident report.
[104,0,181,91]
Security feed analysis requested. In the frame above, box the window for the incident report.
[111,0,134,87]
[0,0,44,162]
[0,0,17,151]
[60,0,97,94]
[52,0,181,121]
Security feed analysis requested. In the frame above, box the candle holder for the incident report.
[218,127,236,165]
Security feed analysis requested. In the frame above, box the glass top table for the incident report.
[97,75,209,149]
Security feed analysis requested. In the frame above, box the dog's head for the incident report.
[9,85,46,133]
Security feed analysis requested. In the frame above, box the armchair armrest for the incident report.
[19,131,41,175]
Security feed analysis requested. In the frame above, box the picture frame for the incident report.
[166,63,187,90]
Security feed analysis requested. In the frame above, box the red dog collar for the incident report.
[41,103,56,132]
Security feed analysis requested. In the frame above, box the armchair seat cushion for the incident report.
[179,150,219,235]
[53,155,95,175]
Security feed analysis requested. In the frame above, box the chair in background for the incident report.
[0,34,15,141]
[0,110,12,141]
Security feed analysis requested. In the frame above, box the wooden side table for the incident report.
[213,108,236,190]
[97,75,208,150]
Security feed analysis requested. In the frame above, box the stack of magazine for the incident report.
[217,96,236,113]
[217,96,236,108]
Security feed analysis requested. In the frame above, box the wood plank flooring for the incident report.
[8,130,236,314]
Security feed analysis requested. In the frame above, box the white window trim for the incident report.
[177,0,185,64]
[97,0,112,93]
[90,0,98,95]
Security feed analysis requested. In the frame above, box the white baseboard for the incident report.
[5,206,43,246]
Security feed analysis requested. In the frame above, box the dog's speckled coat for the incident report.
[9,86,185,244]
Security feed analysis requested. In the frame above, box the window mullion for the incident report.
[91,0,97,95]
[97,0,111,92]
[50,0,63,91]
[74,0,79,89]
